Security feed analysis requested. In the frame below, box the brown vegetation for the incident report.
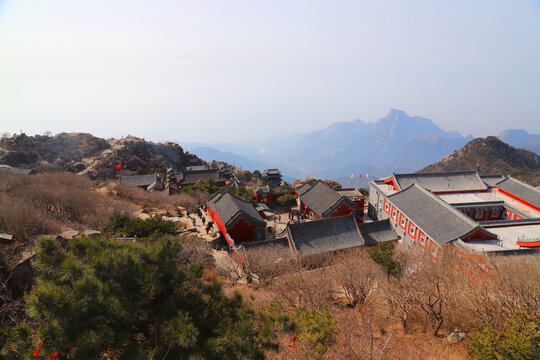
[227,245,540,359]
[110,181,201,212]
[0,173,133,241]
[420,136,540,185]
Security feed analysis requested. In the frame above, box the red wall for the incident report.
[212,210,231,245]
[462,229,497,241]
[227,217,257,243]
[354,198,365,216]
[331,202,353,217]
[383,178,399,192]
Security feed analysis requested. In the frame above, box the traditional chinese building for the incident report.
[206,192,266,244]
[119,174,164,192]
[368,171,540,258]
[286,216,398,258]
[263,169,283,186]
[296,180,357,220]
[239,216,399,264]
[0,166,37,175]
[253,185,296,205]
[336,188,366,217]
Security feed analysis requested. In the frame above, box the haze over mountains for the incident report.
[3,110,538,187]
[497,129,540,155]
[182,109,475,184]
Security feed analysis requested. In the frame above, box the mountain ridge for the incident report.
[419,136,540,186]
[0,133,205,179]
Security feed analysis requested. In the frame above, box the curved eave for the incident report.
[459,226,499,242]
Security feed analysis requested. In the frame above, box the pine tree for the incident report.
[4,236,282,359]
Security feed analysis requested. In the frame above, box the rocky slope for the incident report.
[0,133,204,179]
[419,137,540,186]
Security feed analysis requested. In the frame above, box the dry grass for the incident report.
[0,172,133,241]
[110,181,201,212]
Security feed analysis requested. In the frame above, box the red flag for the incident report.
[359,173,362,179]
[115,164,122,170]
[288,335,297,350]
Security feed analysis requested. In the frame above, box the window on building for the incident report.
[475,211,484,219]
[419,234,426,248]
[409,224,416,237]
[385,202,389,211]
[492,210,499,218]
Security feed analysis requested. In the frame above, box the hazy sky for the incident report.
[0,0,539,144]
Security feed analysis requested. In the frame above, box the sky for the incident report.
[0,0,539,144]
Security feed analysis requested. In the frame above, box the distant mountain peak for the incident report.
[386,108,408,119]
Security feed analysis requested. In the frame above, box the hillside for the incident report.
[0,133,204,179]
[419,136,540,186]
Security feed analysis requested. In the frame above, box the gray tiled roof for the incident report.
[0,167,36,175]
[296,182,314,196]
[393,172,487,192]
[337,188,364,199]
[240,237,291,259]
[254,186,271,195]
[480,174,505,187]
[357,219,400,245]
[299,180,352,216]
[207,192,265,228]
[179,169,222,185]
[495,177,540,208]
[186,165,210,171]
[264,169,281,175]
[146,179,164,192]
[387,184,495,243]
[120,174,159,187]
[255,203,270,212]
[287,215,364,256]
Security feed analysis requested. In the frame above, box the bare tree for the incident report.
[331,249,383,308]
[243,246,292,287]
[383,275,417,332]
[218,253,245,285]
[457,254,540,330]
[410,253,462,336]
[176,235,211,269]
[273,266,338,310]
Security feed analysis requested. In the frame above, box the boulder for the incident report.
[83,230,101,238]
[60,227,79,240]
[446,329,466,343]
